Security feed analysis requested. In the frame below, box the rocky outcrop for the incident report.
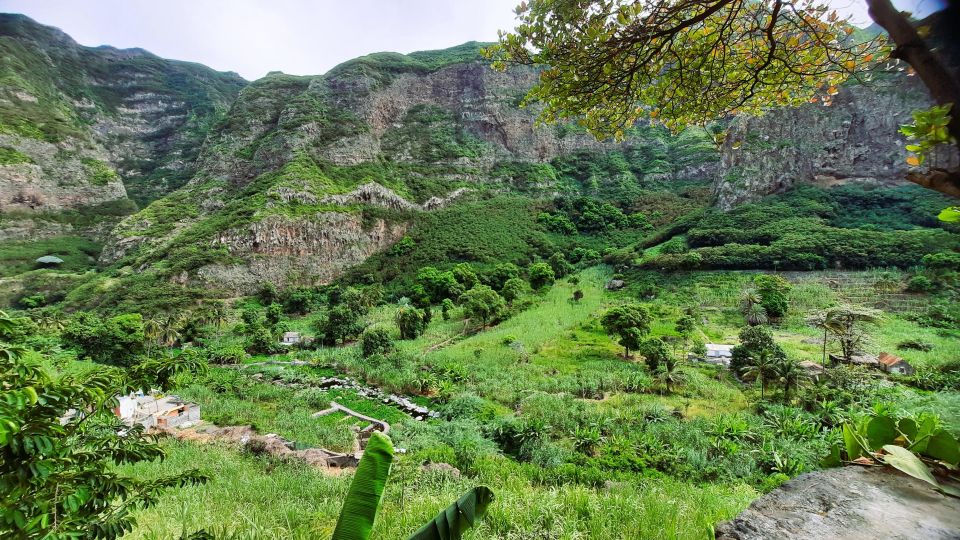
[319,182,470,211]
[193,212,407,292]
[0,13,246,212]
[0,134,126,212]
[713,75,948,210]
[715,466,960,539]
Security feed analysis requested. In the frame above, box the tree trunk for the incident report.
[866,0,960,196]
[822,327,828,367]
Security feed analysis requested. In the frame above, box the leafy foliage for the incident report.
[62,312,145,366]
[459,285,506,327]
[485,0,882,136]
[900,104,955,167]
[331,432,395,540]
[601,303,651,357]
[0,312,206,539]
[826,410,959,497]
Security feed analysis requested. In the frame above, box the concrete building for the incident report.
[280,331,301,345]
[114,392,200,430]
[690,344,734,367]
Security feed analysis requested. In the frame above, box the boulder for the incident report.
[605,279,626,290]
[715,466,960,539]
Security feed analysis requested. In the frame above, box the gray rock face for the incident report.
[192,212,408,292]
[0,134,127,212]
[0,13,246,213]
[713,75,954,210]
[715,466,960,540]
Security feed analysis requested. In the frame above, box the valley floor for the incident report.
[117,267,959,539]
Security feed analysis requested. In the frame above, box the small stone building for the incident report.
[830,353,880,368]
[879,352,915,376]
[280,331,301,345]
[799,361,826,378]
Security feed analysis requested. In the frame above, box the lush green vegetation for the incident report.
[0,236,101,277]
[2,15,959,540]
[640,184,960,271]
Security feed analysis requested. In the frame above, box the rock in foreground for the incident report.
[715,466,960,539]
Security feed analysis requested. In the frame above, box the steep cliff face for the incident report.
[10,17,938,298]
[192,213,408,294]
[100,43,720,292]
[0,13,246,222]
[713,74,939,210]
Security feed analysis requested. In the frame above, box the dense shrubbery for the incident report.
[62,312,145,366]
[640,185,959,272]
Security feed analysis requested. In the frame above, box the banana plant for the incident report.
[332,432,494,540]
[823,411,960,498]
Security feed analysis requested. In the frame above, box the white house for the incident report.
[280,332,301,345]
[690,343,734,367]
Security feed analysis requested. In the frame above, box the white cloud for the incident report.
[0,0,944,80]
[0,0,521,79]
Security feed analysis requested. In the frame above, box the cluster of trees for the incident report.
[312,286,382,346]
[403,259,570,330]
[538,196,652,235]
[908,251,960,294]
[729,326,806,401]
[600,304,689,393]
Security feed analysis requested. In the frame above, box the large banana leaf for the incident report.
[332,432,395,540]
[407,486,494,540]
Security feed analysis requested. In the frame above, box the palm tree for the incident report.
[774,358,807,404]
[208,304,229,331]
[740,351,779,399]
[805,312,831,367]
[656,356,686,394]
[35,311,65,332]
[143,316,162,342]
[811,305,882,363]
[157,313,183,348]
[740,290,768,326]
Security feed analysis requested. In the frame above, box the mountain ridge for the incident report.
[0,13,949,307]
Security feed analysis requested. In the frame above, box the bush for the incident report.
[906,275,936,293]
[660,237,688,254]
[360,327,394,358]
[207,341,249,365]
[395,305,427,339]
[896,339,933,352]
[441,298,455,320]
[528,262,556,290]
[62,312,145,366]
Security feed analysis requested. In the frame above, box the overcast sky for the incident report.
[0,0,944,81]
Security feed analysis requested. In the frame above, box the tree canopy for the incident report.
[486,0,884,137]
[487,0,960,197]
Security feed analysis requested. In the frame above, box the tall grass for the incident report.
[123,440,755,539]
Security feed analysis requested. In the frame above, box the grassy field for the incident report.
[115,265,957,538]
